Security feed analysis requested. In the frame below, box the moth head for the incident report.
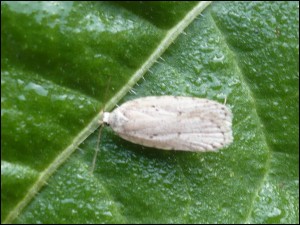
[102,112,110,126]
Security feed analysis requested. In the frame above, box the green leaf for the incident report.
[1,1,298,224]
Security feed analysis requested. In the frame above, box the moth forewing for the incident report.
[103,96,233,152]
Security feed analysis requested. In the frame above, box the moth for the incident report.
[102,96,233,152]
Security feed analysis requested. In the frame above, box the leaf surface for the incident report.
[1,1,298,223]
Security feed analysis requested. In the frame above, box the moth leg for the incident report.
[223,96,227,105]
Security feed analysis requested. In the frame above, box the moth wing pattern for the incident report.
[105,96,233,152]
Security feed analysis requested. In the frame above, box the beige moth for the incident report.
[102,96,233,152]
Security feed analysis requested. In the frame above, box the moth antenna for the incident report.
[91,76,111,173]
[91,118,104,173]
